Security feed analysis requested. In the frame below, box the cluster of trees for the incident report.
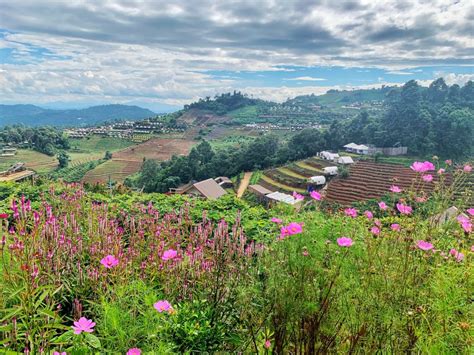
[0,126,70,156]
[325,79,473,158]
[184,91,266,115]
[132,130,327,192]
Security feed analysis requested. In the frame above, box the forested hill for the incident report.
[0,104,155,127]
[285,86,396,107]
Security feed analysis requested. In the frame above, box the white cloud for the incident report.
[285,76,327,81]
[386,71,414,75]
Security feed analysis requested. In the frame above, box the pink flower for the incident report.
[286,222,303,235]
[53,352,66,355]
[279,226,290,239]
[292,191,304,200]
[449,248,464,262]
[302,250,309,256]
[471,245,474,252]
[437,168,445,175]
[410,161,435,173]
[154,300,173,313]
[310,190,322,200]
[344,208,358,218]
[370,226,380,236]
[396,203,412,215]
[271,217,283,224]
[100,255,119,269]
[422,174,433,182]
[72,317,95,335]
[390,185,402,193]
[463,165,472,173]
[337,237,353,247]
[457,215,472,233]
[467,208,474,216]
[162,249,178,261]
[391,223,400,231]
[364,211,373,219]
[127,348,141,355]
[445,159,452,166]
[416,240,434,251]
[264,340,271,349]
[415,196,427,203]
[378,201,388,210]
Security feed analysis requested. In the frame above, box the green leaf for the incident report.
[84,333,101,349]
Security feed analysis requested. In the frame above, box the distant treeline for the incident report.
[326,79,474,158]
[130,129,327,192]
[0,126,69,156]
[184,91,269,115]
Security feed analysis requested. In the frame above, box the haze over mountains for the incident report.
[0,104,156,127]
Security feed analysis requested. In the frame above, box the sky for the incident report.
[0,0,473,112]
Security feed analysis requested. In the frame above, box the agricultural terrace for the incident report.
[83,138,195,183]
[0,149,58,173]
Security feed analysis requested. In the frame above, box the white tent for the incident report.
[323,166,338,175]
[321,151,340,161]
[265,191,300,205]
[309,175,326,185]
[338,156,354,164]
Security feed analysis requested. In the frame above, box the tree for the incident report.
[57,151,69,169]
[104,151,113,160]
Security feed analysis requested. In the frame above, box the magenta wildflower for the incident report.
[344,208,358,218]
[100,255,119,269]
[463,165,472,173]
[162,249,178,261]
[279,226,290,239]
[154,300,173,313]
[72,317,95,335]
[416,240,434,251]
[390,185,402,193]
[53,352,66,355]
[445,159,452,166]
[391,223,400,231]
[370,226,380,236]
[302,250,309,256]
[271,217,283,224]
[467,208,474,216]
[378,201,388,210]
[396,203,412,215]
[292,191,304,200]
[411,161,435,173]
[457,215,472,233]
[286,222,303,235]
[127,348,141,355]
[310,190,322,200]
[264,340,271,349]
[422,174,433,182]
[364,211,373,219]
[337,237,353,247]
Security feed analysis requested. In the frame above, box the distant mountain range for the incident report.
[0,104,156,127]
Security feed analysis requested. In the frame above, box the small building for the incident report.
[338,156,354,165]
[320,151,340,161]
[214,176,233,188]
[343,143,369,155]
[308,175,326,185]
[176,178,227,200]
[248,184,273,202]
[265,191,301,206]
[323,166,338,176]
[0,162,36,182]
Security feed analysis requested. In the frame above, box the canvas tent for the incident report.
[309,175,326,185]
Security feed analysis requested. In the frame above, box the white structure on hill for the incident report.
[323,166,338,175]
[338,156,354,165]
[343,143,369,155]
[320,151,340,161]
[309,175,326,185]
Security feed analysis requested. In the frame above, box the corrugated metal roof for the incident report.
[193,178,227,200]
[249,184,273,195]
[266,191,300,205]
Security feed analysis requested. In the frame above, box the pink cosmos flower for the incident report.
[286,222,303,235]
[390,185,402,193]
[154,300,173,313]
[53,352,66,355]
[271,217,283,224]
[449,248,464,262]
[344,208,358,218]
[415,196,427,203]
[445,159,452,166]
[370,226,380,236]
[127,348,141,355]
[364,211,373,219]
[422,174,433,182]
[391,223,400,231]
[72,317,95,335]
[396,203,412,215]
[279,226,290,239]
[162,249,178,261]
[416,240,434,251]
[264,340,271,349]
[378,201,388,210]
[466,208,474,216]
[437,168,445,175]
[457,215,472,233]
[410,161,435,173]
[100,255,119,269]
[463,165,472,173]
[292,191,304,200]
[310,190,322,200]
[337,237,353,247]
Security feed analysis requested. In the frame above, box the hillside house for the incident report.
[214,176,233,188]
[174,178,227,200]
[343,143,369,155]
[248,184,273,202]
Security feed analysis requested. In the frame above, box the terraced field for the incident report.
[325,161,453,206]
[0,149,58,173]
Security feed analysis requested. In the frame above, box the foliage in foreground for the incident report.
[0,171,473,353]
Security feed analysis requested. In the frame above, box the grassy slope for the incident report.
[0,149,58,173]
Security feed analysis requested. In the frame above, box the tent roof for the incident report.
[193,179,227,199]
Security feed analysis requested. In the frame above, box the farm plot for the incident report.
[0,149,58,173]
[82,138,195,183]
[325,160,453,206]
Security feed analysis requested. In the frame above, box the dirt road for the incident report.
[237,172,252,198]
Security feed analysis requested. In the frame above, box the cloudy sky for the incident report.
[0,0,473,112]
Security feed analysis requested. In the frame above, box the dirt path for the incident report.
[237,172,252,198]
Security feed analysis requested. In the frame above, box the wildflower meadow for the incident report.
[0,161,473,353]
